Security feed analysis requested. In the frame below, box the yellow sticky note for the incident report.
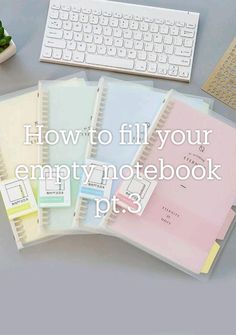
[201,242,220,274]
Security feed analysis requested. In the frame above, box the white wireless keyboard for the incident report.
[40,0,200,82]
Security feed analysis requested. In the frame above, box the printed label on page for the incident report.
[38,168,71,208]
[0,178,38,219]
[116,174,157,216]
[79,159,113,200]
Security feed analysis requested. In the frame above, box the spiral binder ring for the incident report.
[40,90,50,226]
[0,149,27,246]
[105,99,174,226]
[138,100,174,166]
[75,198,89,225]
[87,80,108,159]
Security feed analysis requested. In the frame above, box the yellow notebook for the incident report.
[0,75,86,248]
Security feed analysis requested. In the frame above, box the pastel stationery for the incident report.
[0,73,86,248]
[103,91,236,275]
[0,88,56,249]
[74,77,214,233]
[0,178,38,219]
[202,37,236,110]
[38,168,71,208]
[38,80,98,234]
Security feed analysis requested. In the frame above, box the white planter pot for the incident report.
[0,30,16,64]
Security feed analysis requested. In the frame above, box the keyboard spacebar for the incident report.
[86,54,134,69]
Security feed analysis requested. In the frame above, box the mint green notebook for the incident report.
[38,80,98,234]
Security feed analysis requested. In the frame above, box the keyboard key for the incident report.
[46,28,63,39]
[147,63,157,73]
[169,55,190,66]
[179,66,190,78]
[90,15,99,24]
[164,35,173,45]
[119,19,129,29]
[94,35,103,44]
[137,51,146,60]
[67,40,76,50]
[181,28,194,38]
[49,10,59,19]
[62,49,72,60]
[74,32,83,42]
[123,29,132,39]
[64,30,73,40]
[42,47,52,58]
[114,38,123,47]
[73,51,85,62]
[107,46,116,56]
[117,48,127,57]
[48,19,62,29]
[127,49,136,59]
[164,45,174,54]
[168,65,178,76]
[110,18,119,27]
[133,31,142,40]
[71,5,80,13]
[175,46,192,57]
[153,34,162,43]
[158,54,167,63]
[84,24,92,33]
[134,40,143,50]
[63,21,72,30]
[97,45,106,54]
[73,22,82,31]
[86,54,134,69]
[144,42,153,52]
[159,25,169,34]
[77,42,86,51]
[69,12,79,22]
[61,4,70,11]
[45,37,66,48]
[52,48,62,59]
[147,52,156,62]
[157,63,168,75]
[113,28,122,37]
[51,3,60,10]
[143,32,152,42]
[170,26,179,36]
[154,43,163,53]
[100,16,109,26]
[84,33,93,43]
[80,13,89,23]
[124,39,133,49]
[173,36,182,46]
[135,60,147,71]
[184,38,193,47]
[60,10,69,20]
[87,44,97,53]
[93,25,102,34]
[140,22,148,32]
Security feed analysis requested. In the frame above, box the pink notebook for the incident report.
[104,94,236,274]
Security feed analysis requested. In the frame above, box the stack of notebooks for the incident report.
[0,72,236,280]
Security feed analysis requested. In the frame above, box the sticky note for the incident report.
[79,159,113,200]
[38,168,71,207]
[201,242,220,274]
[116,174,157,216]
[0,178,38,220]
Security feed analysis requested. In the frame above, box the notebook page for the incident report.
[38,81,98,234]
[105,95,236,274]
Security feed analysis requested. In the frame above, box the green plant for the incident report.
[0,21,12,53]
